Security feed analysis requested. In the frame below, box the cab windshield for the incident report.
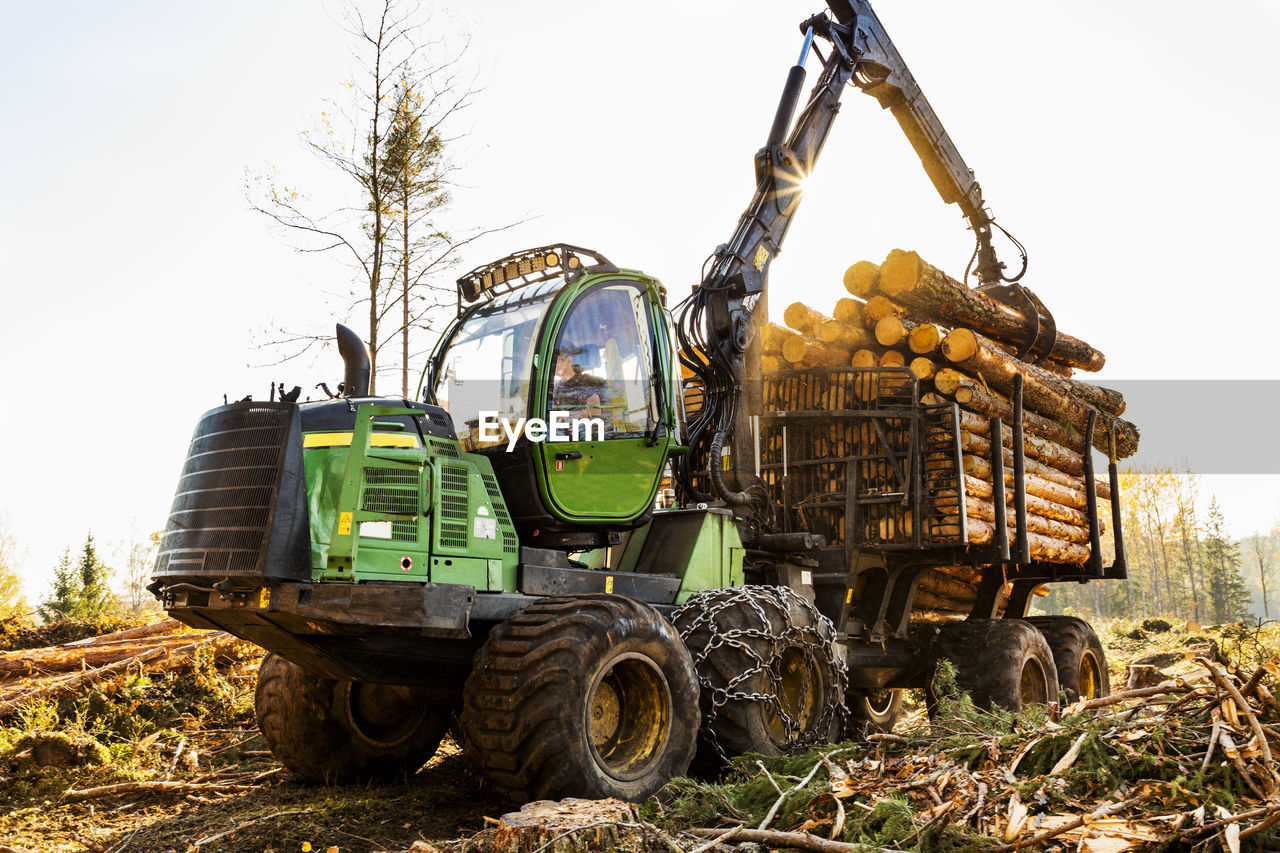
[434,280,559,451]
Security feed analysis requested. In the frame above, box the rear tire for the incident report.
[929,619,1057,713]
[849,689,905,735]
[461,595,699,804]
[1023,616,1110,701]
[255,653,448,783]
[673,586,847,770]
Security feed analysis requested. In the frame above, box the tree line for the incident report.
[1042,466,1275,625]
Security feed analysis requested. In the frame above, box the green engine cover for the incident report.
[303,404,519,591]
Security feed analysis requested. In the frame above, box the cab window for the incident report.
[549,284,655,439]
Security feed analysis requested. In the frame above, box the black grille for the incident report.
[481,473,519,555]
[154,402,309,582]
[430,439,460,458]
[438,463,470,550]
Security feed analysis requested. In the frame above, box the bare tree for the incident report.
[117,524,161,616]
[248,0,517,394]
[0,515,29,620]
[1247,531,1273,619]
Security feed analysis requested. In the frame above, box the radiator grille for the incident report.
[438,464,470,550]
[156,404,292,577]
[481,473,520,556]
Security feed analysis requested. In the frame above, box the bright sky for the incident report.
[3,0,1279,601]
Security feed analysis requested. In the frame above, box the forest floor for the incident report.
[0,614,1275,853]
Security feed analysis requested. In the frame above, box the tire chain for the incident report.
[674,585,848,767]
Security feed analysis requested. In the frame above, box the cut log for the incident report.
[878,249,1107,372]
[61,619,183,647]
[942,328,1125,415]
[960,431,1111,500]
[956,408,1086,476]
[843,260,879,298]
[935,366,1140,459]
[783,302,833,334]
[964,494,1091,545]
[879,349,907,368]
[955,514,1090,563]
[909,357,937,381]
[761,355,785,372]
[782,338,852,368]
[815,319,869,351]
[760,322,794,357]
[959,474,1090,527]
[850,348,881,368]
[0,634,197,677]
[864,295,909,325]
[908,322,946,355]
[833,297,866,327]
[874,316,917,348]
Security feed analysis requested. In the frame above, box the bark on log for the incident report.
[960,515,1090,563]
[843,260,879,298]
[959,475,1090,527]
[913,589,974,615]
[878,249,1107,372]
[783,338,851,368]
[815,319,869,351]
[962,435,1111,502]
[936,367,1140,459]
[60,619,183,647]
[0,634,198,677]
[783,302,832,334]
[942,328,1125,415]
[874,316,917,348]
[832,297,866,327]
[964,494,1091,544]
[956,408,1086,476]
[962,445,1111,502]
[864,295,909,325]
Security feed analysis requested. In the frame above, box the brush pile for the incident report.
[0,618,251,717]
[760,249,1141,568]
[645,638,1280,852]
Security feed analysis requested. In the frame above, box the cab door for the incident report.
[534,279,672,522]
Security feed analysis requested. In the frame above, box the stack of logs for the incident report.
[760,248,1139,572]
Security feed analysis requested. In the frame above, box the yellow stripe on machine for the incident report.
[303,432,420,449]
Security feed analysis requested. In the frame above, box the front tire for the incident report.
[255,653,448,783]
[673,586,847,770]
[1023,616,1110,701]
[461,595,699,804]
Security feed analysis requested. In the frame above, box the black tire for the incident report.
[1023,616,1110,701]
[255,653,448,783]
[673,586,847,769]
[929,619,1058,713]
[848,689,905,735]
[460,594,699,804]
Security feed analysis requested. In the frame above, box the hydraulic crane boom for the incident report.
[673,0,1052,508]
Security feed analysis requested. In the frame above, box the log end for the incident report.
[941,327,979,363]
[878,249,921,297]
[843,260,880,297]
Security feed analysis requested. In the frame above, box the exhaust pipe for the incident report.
[336,323,371,397]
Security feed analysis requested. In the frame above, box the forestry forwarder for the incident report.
[151,0,1127,803]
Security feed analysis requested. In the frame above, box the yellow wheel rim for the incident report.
[766,647,822,746]
[1018,659,1049,707]
[1079,652,1102,700]
[587,654,671,781]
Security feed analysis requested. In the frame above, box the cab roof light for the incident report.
[456,243,619,306]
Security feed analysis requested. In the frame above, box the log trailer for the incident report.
[151,0,1128,802]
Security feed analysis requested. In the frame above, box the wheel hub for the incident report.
[586,654,672,781]
[1018,659,1048,707]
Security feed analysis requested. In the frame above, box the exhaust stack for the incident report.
[336,324,371,397]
